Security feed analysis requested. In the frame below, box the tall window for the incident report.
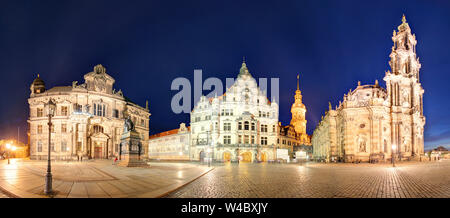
[61,141,67,152]
[61,124,67,133]
[113,109,119,118]
[37,141,42,152]
[238,135,242,144]
[261,124,268,133]
[244,135,249,144]
[251,123,255,131]
[223,123,231,131]
[272,125,276,132]
[61,106,68,116]
[251,135,255,144]
[223,136,231,144]
[238,122,242,130]
[244,121,249,130]
[261,137,268,145]
[94,103,106,116]
[37,108,43,117]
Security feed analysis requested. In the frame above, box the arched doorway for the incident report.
[241,152,252,162]
[223,151,231,162]
[261,152,268,162]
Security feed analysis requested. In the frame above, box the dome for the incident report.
[32,74,45,86]
[30,74,46,94]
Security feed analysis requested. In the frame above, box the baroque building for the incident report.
[312,16,425,163]
[190,60,279,162]
[28,64,150,160]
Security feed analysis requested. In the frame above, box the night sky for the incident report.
[1,0,449,150]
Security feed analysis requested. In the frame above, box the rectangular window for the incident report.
[238,122,242,130]
[244,121,249,130]
[141,119,145,127]
[251,123,255,131]
[74,104,82,113]
[61,141,67,152]
[224,123,231,131]
[223,136,231,145]
[37,125,43,134]
[230,110,233,116]
[259,111,261,117]
[61,106,68,116]
[272,125,276,132]
[238,135,242,144]
[261,137,267,145]
[113,109,119,118]
[37,141,42,152]
[61,124,67,133]
[37,108,44,117]
[251,135,255,144]
[244,135,249,144]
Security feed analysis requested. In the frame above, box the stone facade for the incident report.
[190,61,279,162]
[28,64,150,160]
[312,16,425,163]
[148,123,190,160]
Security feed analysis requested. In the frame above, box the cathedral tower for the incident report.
[290,74,308,142]
[384,15,425,157]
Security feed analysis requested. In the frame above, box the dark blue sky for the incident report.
[1,0,449,149]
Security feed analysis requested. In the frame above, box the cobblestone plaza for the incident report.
[167,160,450,198]
[0,160,449,198]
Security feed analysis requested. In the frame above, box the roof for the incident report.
[149,126,190,139]
[46,86,72,93]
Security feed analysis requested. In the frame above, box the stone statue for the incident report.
[124,116,135,132]
[358,135,366,152]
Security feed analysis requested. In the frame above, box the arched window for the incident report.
[244,121,249,130]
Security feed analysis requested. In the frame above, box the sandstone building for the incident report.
[312,16,425,163]
[28,64,150,160]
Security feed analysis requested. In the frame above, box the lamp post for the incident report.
[44,98,56,195]
[391,144,397,167]
[206,148,212,167]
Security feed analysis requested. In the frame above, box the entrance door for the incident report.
[261,152,268,162]
[223,152,231,162]
[94,147,102,159]
[241,152,252,162]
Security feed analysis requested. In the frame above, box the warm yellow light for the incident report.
[392,144,397,150]
[12,146,17,151]
[6,143,11,149]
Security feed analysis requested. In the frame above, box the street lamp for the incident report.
[391,144,397,167]
[44,98,56,195]
[206,148,212,167]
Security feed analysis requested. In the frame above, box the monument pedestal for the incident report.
[118,129,149,168]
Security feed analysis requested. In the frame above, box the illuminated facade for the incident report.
[312,16,425,163]
[148,123,190,160]
[28,64,150,160]
[290,75,310,145]
[190,60,279,162]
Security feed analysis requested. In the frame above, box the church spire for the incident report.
[297,74,300,90]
